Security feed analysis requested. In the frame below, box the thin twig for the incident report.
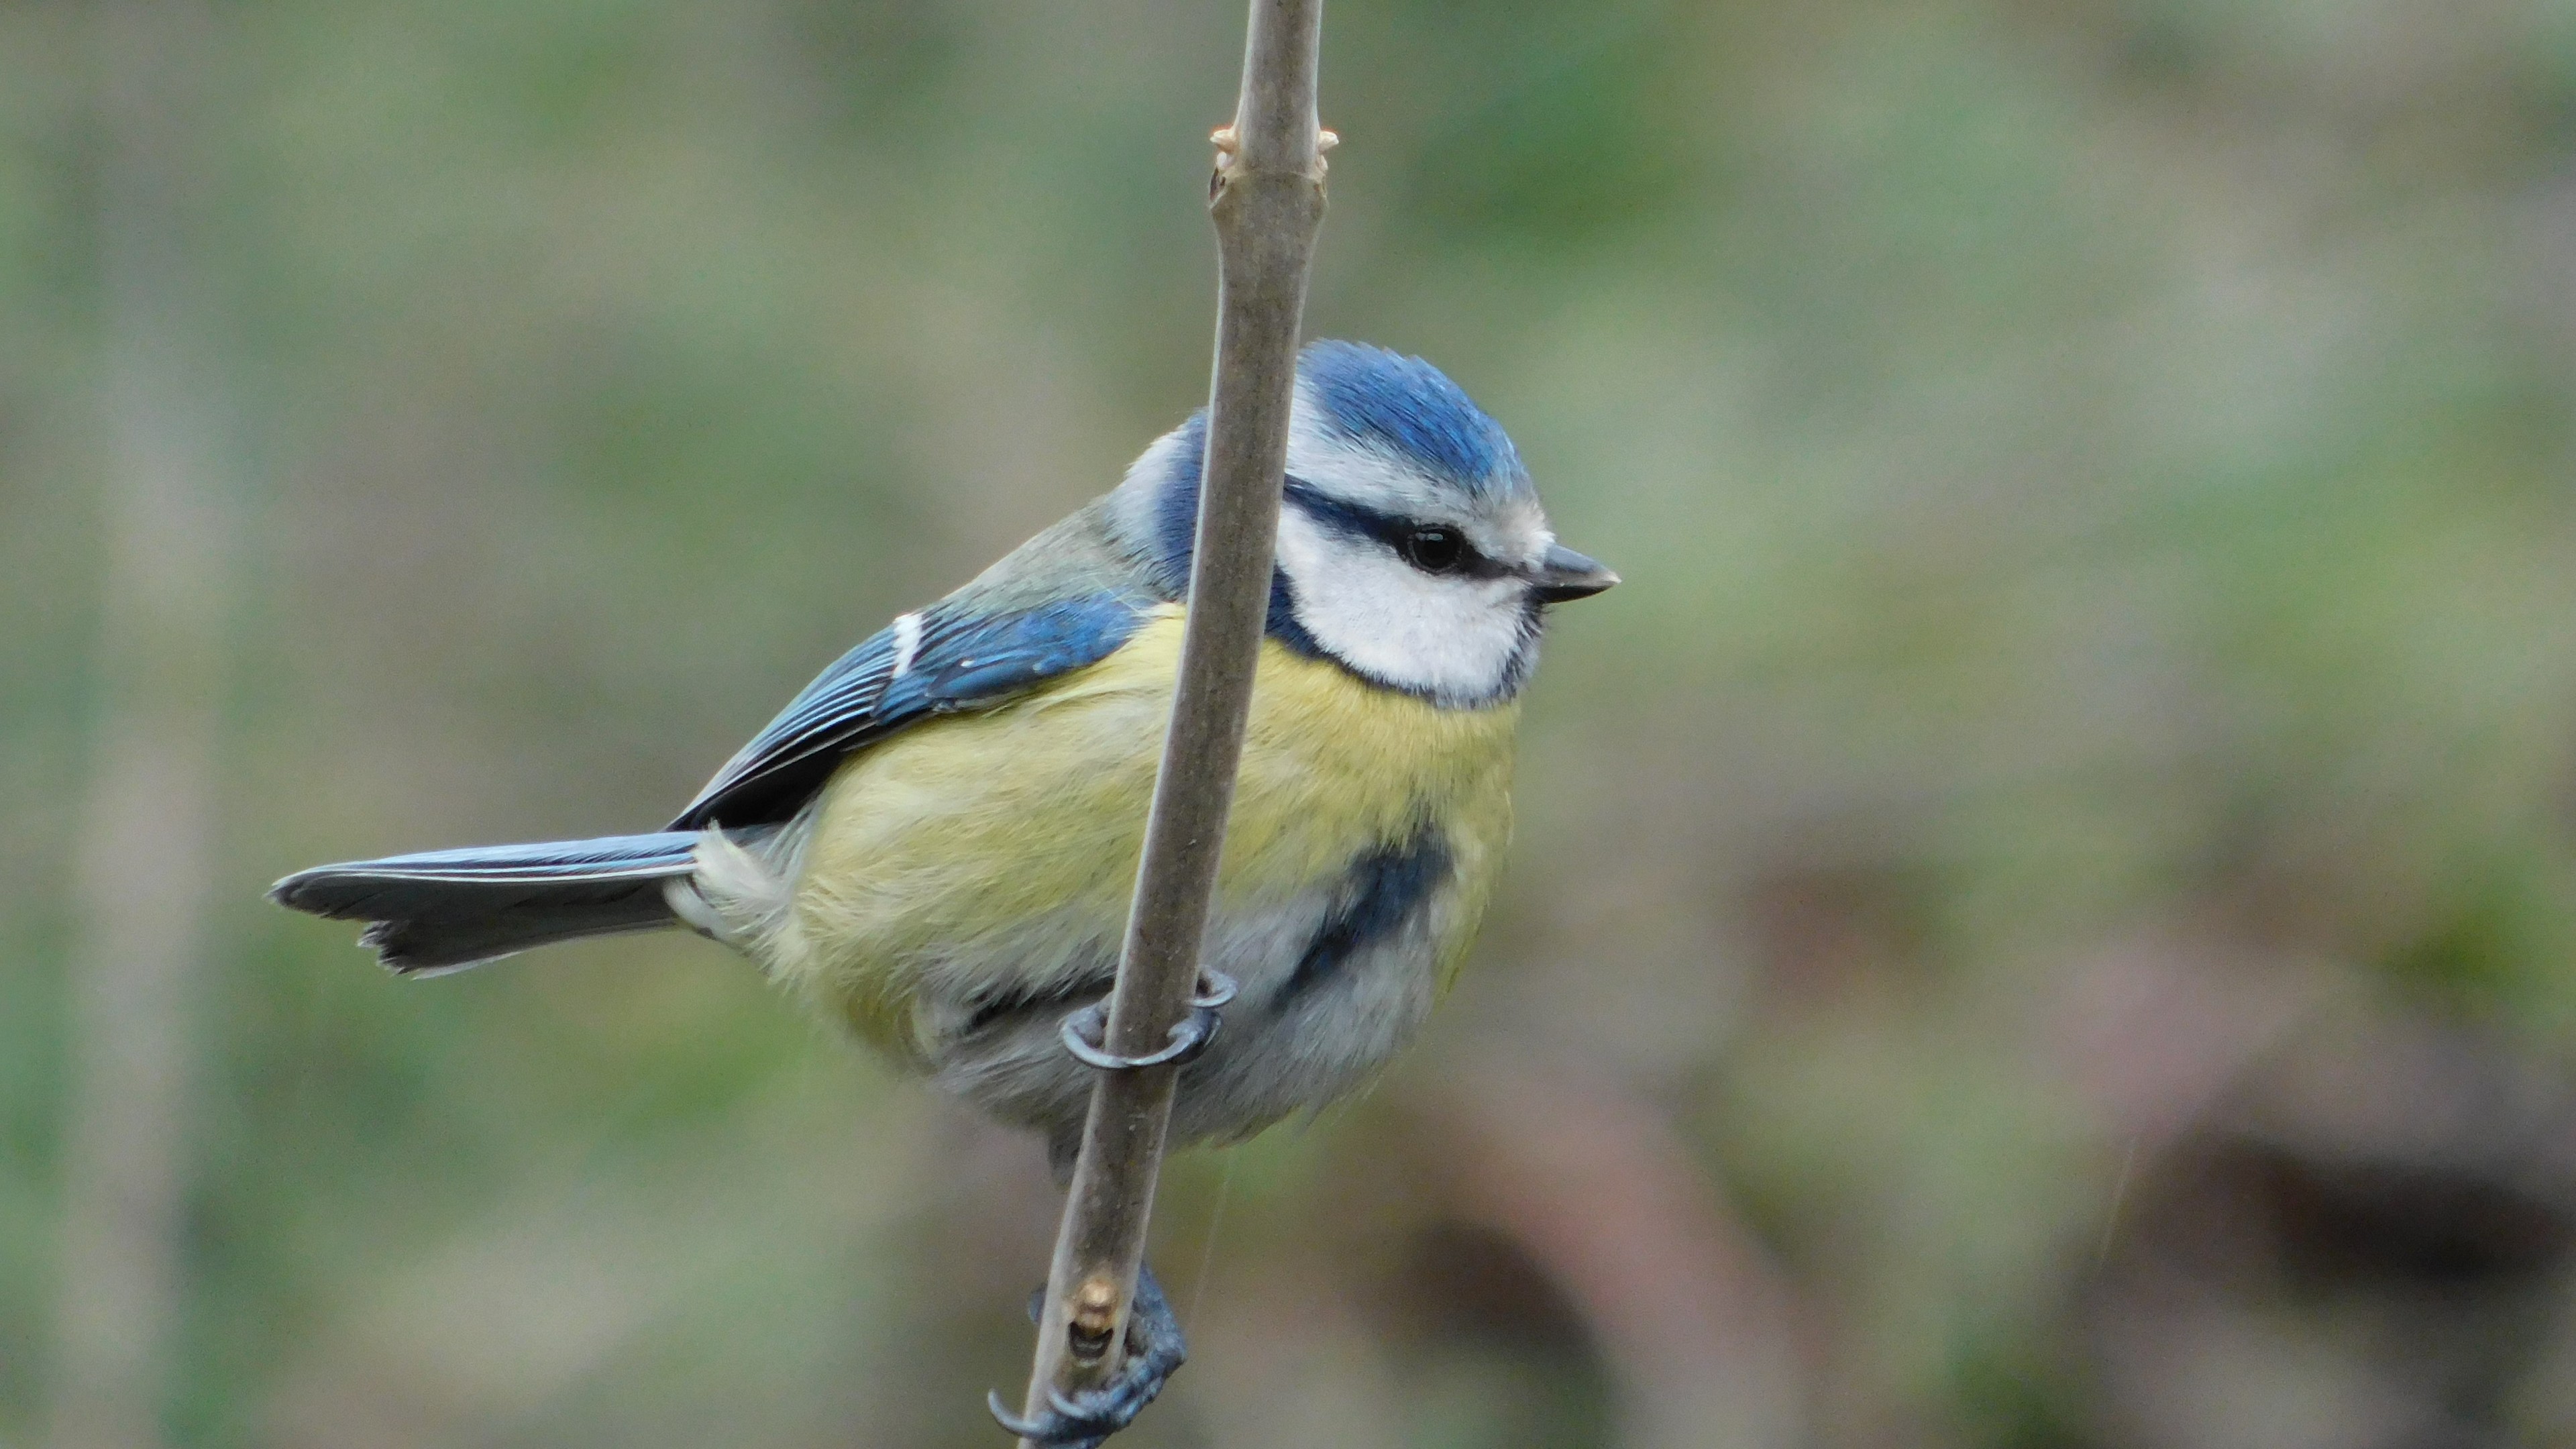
[1009,0,1328,1438]
[2098,1133,2140,1263]
[1183,1150,1240,1330]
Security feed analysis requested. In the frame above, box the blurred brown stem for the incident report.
[50,3,232,1448]
[1009,0,1327,1439]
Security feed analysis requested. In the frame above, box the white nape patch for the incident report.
[1274,506,1531,704]
[888,611,924,680]
[1104,423,1198,559]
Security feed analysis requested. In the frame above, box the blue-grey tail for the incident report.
[270,833,710,975]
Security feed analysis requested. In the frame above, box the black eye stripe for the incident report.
[1281,478,1401,545]
[1281,478,1512,579]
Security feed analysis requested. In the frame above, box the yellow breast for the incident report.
[769,607,1518,1062]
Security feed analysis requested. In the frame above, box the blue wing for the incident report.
[670,590,1152,830]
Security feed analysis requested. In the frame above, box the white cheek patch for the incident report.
[1275,508,1529,702]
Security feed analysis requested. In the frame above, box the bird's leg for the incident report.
[1004,969,1229,1439]
[989,1264,1187,1448]
[1004,970,1231,1440]
[1057,969,1238,1071]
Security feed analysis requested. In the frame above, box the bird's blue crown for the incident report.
[1295,340,1528,496]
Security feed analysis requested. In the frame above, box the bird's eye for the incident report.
[1399,526,1467,574]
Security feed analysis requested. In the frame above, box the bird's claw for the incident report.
[989,1267,1187,1446]
[983,1384,1143,1449]
[1059,969,1238,1071]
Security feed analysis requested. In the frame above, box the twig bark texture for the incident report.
[1011,0,1328,1438]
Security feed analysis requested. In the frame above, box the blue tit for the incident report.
[278,340,1613,1448]
[274,339,1615,1161]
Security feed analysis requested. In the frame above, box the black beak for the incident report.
[1529,543,1619,602]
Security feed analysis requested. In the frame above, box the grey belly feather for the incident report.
[922,828,1455,1156]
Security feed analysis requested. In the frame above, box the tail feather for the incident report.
[272,833,711,975]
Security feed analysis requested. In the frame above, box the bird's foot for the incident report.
[990,1265,1187,1447]
[1059,969,1238,1071]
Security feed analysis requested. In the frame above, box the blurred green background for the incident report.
[12,1,2576,1446]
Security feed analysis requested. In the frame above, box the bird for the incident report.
[271,339,1616,1446]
